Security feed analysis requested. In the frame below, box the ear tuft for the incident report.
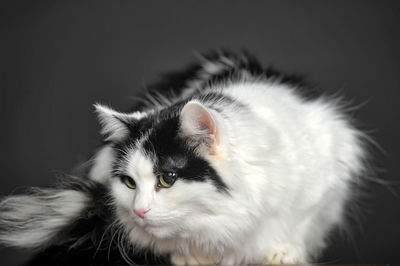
[94,104,130,142]
[180,101,220,154]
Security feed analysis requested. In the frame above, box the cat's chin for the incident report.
[144,224,175,238]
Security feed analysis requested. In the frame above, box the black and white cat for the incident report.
[0,52,367,265]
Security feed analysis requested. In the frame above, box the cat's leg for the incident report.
[170,252,214,265]
[252,218,307,265]
[260,197,342,265]
[263,242,306,265]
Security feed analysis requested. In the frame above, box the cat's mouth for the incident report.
[139,221,177,238]
[126,209,176,237]
[134,218,163,232]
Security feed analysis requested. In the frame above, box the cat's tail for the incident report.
[186,50,308,94]
[0,175,111,250]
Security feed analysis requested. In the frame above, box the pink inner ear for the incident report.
[197,110,215,133]
[180,101,220,150]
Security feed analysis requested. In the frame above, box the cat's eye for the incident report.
[158,172,177,188]
[121,175,136,189]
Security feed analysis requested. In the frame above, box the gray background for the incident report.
[1,1,400,264]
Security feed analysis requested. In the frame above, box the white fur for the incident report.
[0,189,89,248]
[93,81,365,265]
[88,145,115,183]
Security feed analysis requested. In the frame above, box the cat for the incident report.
[0,51,367,265]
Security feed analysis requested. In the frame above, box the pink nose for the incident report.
[133,208,150,219]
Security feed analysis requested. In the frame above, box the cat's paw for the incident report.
[170,252,214,265]
[263,243,305,265]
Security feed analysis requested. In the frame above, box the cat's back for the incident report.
[223,80,332,130]
[219,80,364,184]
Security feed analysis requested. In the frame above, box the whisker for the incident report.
[93,220,117,259]
[107,222,120,261]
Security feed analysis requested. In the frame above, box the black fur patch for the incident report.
[111,102,228,192]
[140,109,228,192]
[145,112,228,192]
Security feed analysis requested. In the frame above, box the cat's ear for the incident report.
[94,104,129,142]
[179,101,220,155]
[94,104,145,142]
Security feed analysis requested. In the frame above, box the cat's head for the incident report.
[95,100,230,239]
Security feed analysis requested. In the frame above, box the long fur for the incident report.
[0,51,369,265]
[0,188,88,248]
[0,176,111,250]
[0,176,155,265]
[90,51,367,264]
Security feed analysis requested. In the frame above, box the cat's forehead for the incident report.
[126,148,155,179]
[141,115,191,169]
[130,106,181,138]
[116,113,189,168]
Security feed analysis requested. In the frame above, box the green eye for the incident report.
[158,172,177,188]
[122,175,136,189]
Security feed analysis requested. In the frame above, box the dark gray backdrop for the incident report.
[1,1,400,265]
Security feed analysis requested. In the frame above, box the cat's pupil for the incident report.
[163,172,177,184]
[158,171,177,188]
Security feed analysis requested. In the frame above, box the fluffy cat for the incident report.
[0,52,367,265]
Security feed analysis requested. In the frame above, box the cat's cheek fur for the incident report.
[111,179,135,213]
